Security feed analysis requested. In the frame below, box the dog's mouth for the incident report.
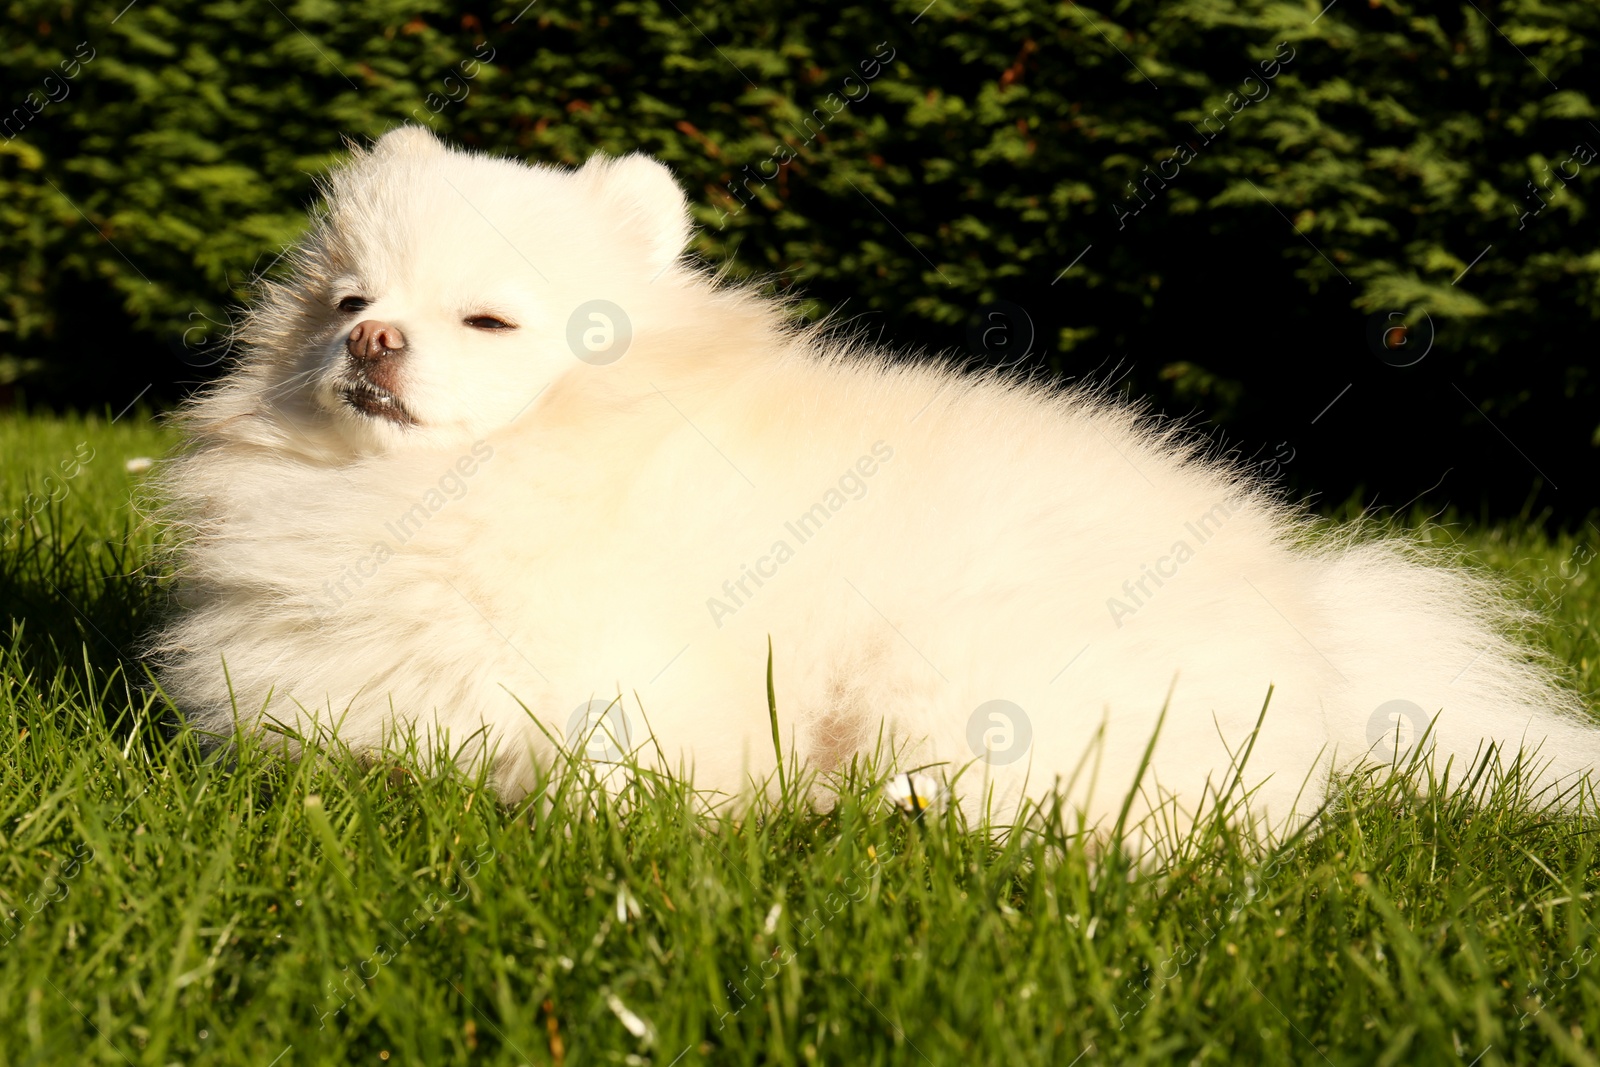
[339,380,417,427]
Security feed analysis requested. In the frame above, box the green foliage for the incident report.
[2,412,1600,1062]
[2,0,1597,428]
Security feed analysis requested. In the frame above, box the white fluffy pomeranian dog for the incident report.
[154,127,1597,836]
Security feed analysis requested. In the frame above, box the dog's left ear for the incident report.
[580,153,691,276]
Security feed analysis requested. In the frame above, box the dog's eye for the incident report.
[338,296,370,313]
[465,316,515,331]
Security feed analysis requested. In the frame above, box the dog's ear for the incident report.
[580,153,691,276]
[372,125,447,159]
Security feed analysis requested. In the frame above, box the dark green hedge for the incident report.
[3,0,1597,514]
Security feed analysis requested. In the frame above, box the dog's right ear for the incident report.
[325,126,446,207]
[371,125,447,159]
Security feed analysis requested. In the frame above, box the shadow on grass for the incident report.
[0,495,170,737]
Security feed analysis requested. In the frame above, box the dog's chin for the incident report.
[338,380,418,428]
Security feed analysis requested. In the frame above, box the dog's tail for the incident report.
[1311,534,1599,800]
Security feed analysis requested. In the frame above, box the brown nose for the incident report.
[346,320,406,362]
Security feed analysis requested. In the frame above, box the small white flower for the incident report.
[615,883,641,923]
[763,902,783,934]
[606,992,654,1044]
[124,457,153,473]
[885,771,945,814]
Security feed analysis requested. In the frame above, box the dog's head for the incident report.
[249,126,691,450]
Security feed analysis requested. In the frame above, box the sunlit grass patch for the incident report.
[1,410,1597,1066]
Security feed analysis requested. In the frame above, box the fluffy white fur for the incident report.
[153,127,1598,835]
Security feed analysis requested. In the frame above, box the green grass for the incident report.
[2,409,1599,1066]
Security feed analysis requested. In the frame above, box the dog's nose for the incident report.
[346,320,406,362]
